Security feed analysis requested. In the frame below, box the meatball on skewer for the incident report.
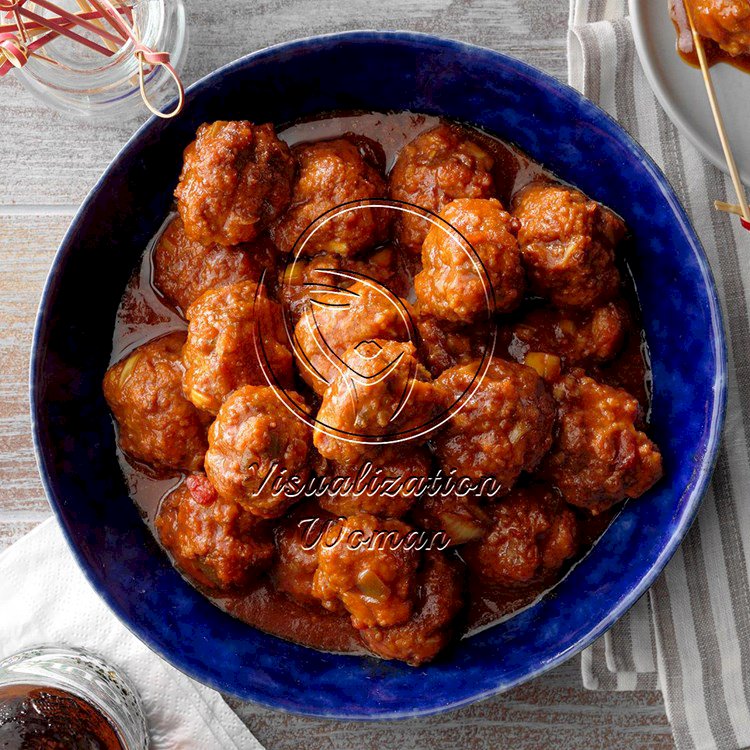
[389,124,496,254]
[435,358,555,492]
[512,181,625,310]
[182,279,294,414]
[103,332,211,473]
[271,136,390,257]
[153,216,279,314]
[415,198,525,323]
[205,385,312,519]
[542,371,663,514]
[156,475,275,591]
[175,121,295,247]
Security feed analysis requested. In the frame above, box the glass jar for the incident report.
[0,645,148,749]
[13,0,187,123]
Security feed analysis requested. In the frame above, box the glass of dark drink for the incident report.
[0,645,148,749]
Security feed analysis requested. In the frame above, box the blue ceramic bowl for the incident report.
[31,32,726,719]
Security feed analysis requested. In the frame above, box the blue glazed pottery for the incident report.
[30,32,727,719]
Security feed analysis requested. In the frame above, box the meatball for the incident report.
[270,136,390,256]
[513,181,624,309]
[182,280,294,414]
[389,124,496,254]
[504,301,628,374]
[293,280,415,396]
[312,514,420,628]
[415,198,524,323]
[204,385,312,518]
[435,358,555,491]
[319,446,433,519]
[175,121,294,246]
[464,484,578,584]
[103,332,211,472]
[279,245,409,323]
[416,310,492,378]
[272,513,337,609]
[360,551,464,665]
[542,372,663,514]
[155,475,274,591]
[153,216,279,313]
[313,340,446,466]
[411,493,490,546]
[685,0,750,57]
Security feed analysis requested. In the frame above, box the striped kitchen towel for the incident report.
[570,2,750,748]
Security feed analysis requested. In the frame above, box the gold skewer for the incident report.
[684,2,750,224]
[715,200,750,217]
[75,0,119,53]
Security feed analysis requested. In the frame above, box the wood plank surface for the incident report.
[0,0,675,747]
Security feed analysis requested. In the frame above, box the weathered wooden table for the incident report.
[0,1,674,746]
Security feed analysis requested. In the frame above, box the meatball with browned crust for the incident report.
[312,514,420,629]
[685,0,750,57]
[279,245,410,323]
[205,385,312,519]
[435,358,555,491]
[103,332,211,472]
[293,280,415,396]
[319,446,433,519]
[361,550,464,665]
[410,493,491,546]
[542,371,663,514]
[504,301,628,373]
[156,475,274,591]
[416,311,493,378]
[513,182,624,310]
[153,216,279,314]
[415,198,524,323]
[175,121,294,247]
[389,124,496,254]
[270,136,390,257]
[313,340,447,466]
[272,512,338,609]
[463,484,578,584]
[182,280,294,414]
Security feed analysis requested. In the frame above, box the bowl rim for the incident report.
[29,30,728,719]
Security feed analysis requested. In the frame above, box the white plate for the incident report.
[631,0,750,185]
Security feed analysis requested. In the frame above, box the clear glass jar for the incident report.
[13,0,187,123]
[0,645,148,749]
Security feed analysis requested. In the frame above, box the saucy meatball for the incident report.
[156,476,274,591]
[415,198,524,323]
[270,136,390,256]
[543,372,663,514]
[464,484,578,584]
[312,514,420,628]
[389,124,496,254]
[360,551,464,665]
[153,216,279,313]
[293,280,415,396]
[435,358,555,490]
[416,311,492,378]
[686,0,750,56]
[204,385,312,519]
[313,340,446,466]
[103,332,210,472]
[504,301,628,374]
[272,513,337,609]
[182,280,294,414]
[513,182,624,310]
[279,246,409,322]
[410,493,490,546]
[175,121,294,246]
[319,446,433,519]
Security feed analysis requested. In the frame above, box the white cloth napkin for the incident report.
[570,2,750,749]
[0,517,264,750]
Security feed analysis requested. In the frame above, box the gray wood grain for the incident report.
[0,0,675,747]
